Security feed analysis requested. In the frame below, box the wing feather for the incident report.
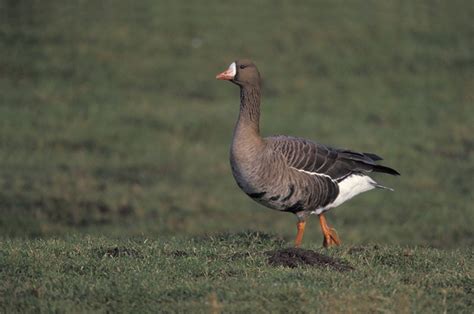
[266,135,399,181]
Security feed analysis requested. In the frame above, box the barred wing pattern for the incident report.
[267,135,399,182]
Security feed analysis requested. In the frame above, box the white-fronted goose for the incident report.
[216,59,400,248]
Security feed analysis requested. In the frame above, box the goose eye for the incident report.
[239,64,247,69]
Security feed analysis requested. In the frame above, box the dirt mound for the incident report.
[266,248,354,271]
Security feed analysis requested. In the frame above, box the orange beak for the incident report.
[216,62,236,80]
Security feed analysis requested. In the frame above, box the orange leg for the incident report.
[294,221,306,248]
[318,214,341,248]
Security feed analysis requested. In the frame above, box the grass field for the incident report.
[1,0,473,312]
[0,233,473,312]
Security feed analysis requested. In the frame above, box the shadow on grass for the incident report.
[195,230,286,247]
[191,230,354,271]
[266,247,354,271]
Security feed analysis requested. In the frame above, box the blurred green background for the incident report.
[1,0,473,247]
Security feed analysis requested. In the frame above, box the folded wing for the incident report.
[267,135,400,182]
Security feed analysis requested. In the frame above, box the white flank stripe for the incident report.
[290,167,334,180]
[291,167,377,215]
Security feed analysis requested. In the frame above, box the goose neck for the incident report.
[236,85,261,135]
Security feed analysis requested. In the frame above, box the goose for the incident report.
[216,59,400,248]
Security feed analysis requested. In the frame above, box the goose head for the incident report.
[216,59,261,88]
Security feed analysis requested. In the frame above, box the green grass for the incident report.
[1,233,473,313]
[0,0,473,312]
